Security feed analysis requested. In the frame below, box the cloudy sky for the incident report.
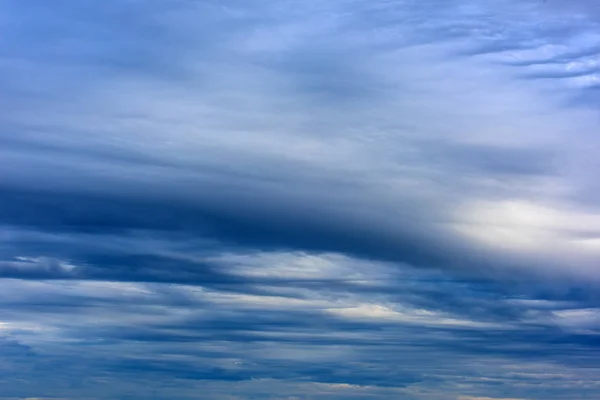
[1,0,600,399]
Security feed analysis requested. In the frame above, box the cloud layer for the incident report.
[1,0,600,399]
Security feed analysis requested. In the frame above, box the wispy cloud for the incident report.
[1,0,599,399]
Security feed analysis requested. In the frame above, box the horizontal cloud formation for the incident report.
[1,0,600,399]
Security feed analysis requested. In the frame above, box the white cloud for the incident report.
[450,199,600,272]
[326,303,503,329]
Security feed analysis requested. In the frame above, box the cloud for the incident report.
[1,0,600,399]
[1,0,598,281]
[1,250,599,398]
[457,397,527,400]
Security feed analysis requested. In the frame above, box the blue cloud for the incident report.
[1,0,600,399]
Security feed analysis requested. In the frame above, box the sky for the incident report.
[1,0,600,399]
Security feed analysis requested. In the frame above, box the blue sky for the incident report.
[1,0,600,399]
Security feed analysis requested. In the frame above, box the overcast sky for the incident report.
[1,0,600,399]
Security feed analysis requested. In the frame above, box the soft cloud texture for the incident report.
[1,0,599,399]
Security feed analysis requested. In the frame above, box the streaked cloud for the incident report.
[1,0,599,399]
